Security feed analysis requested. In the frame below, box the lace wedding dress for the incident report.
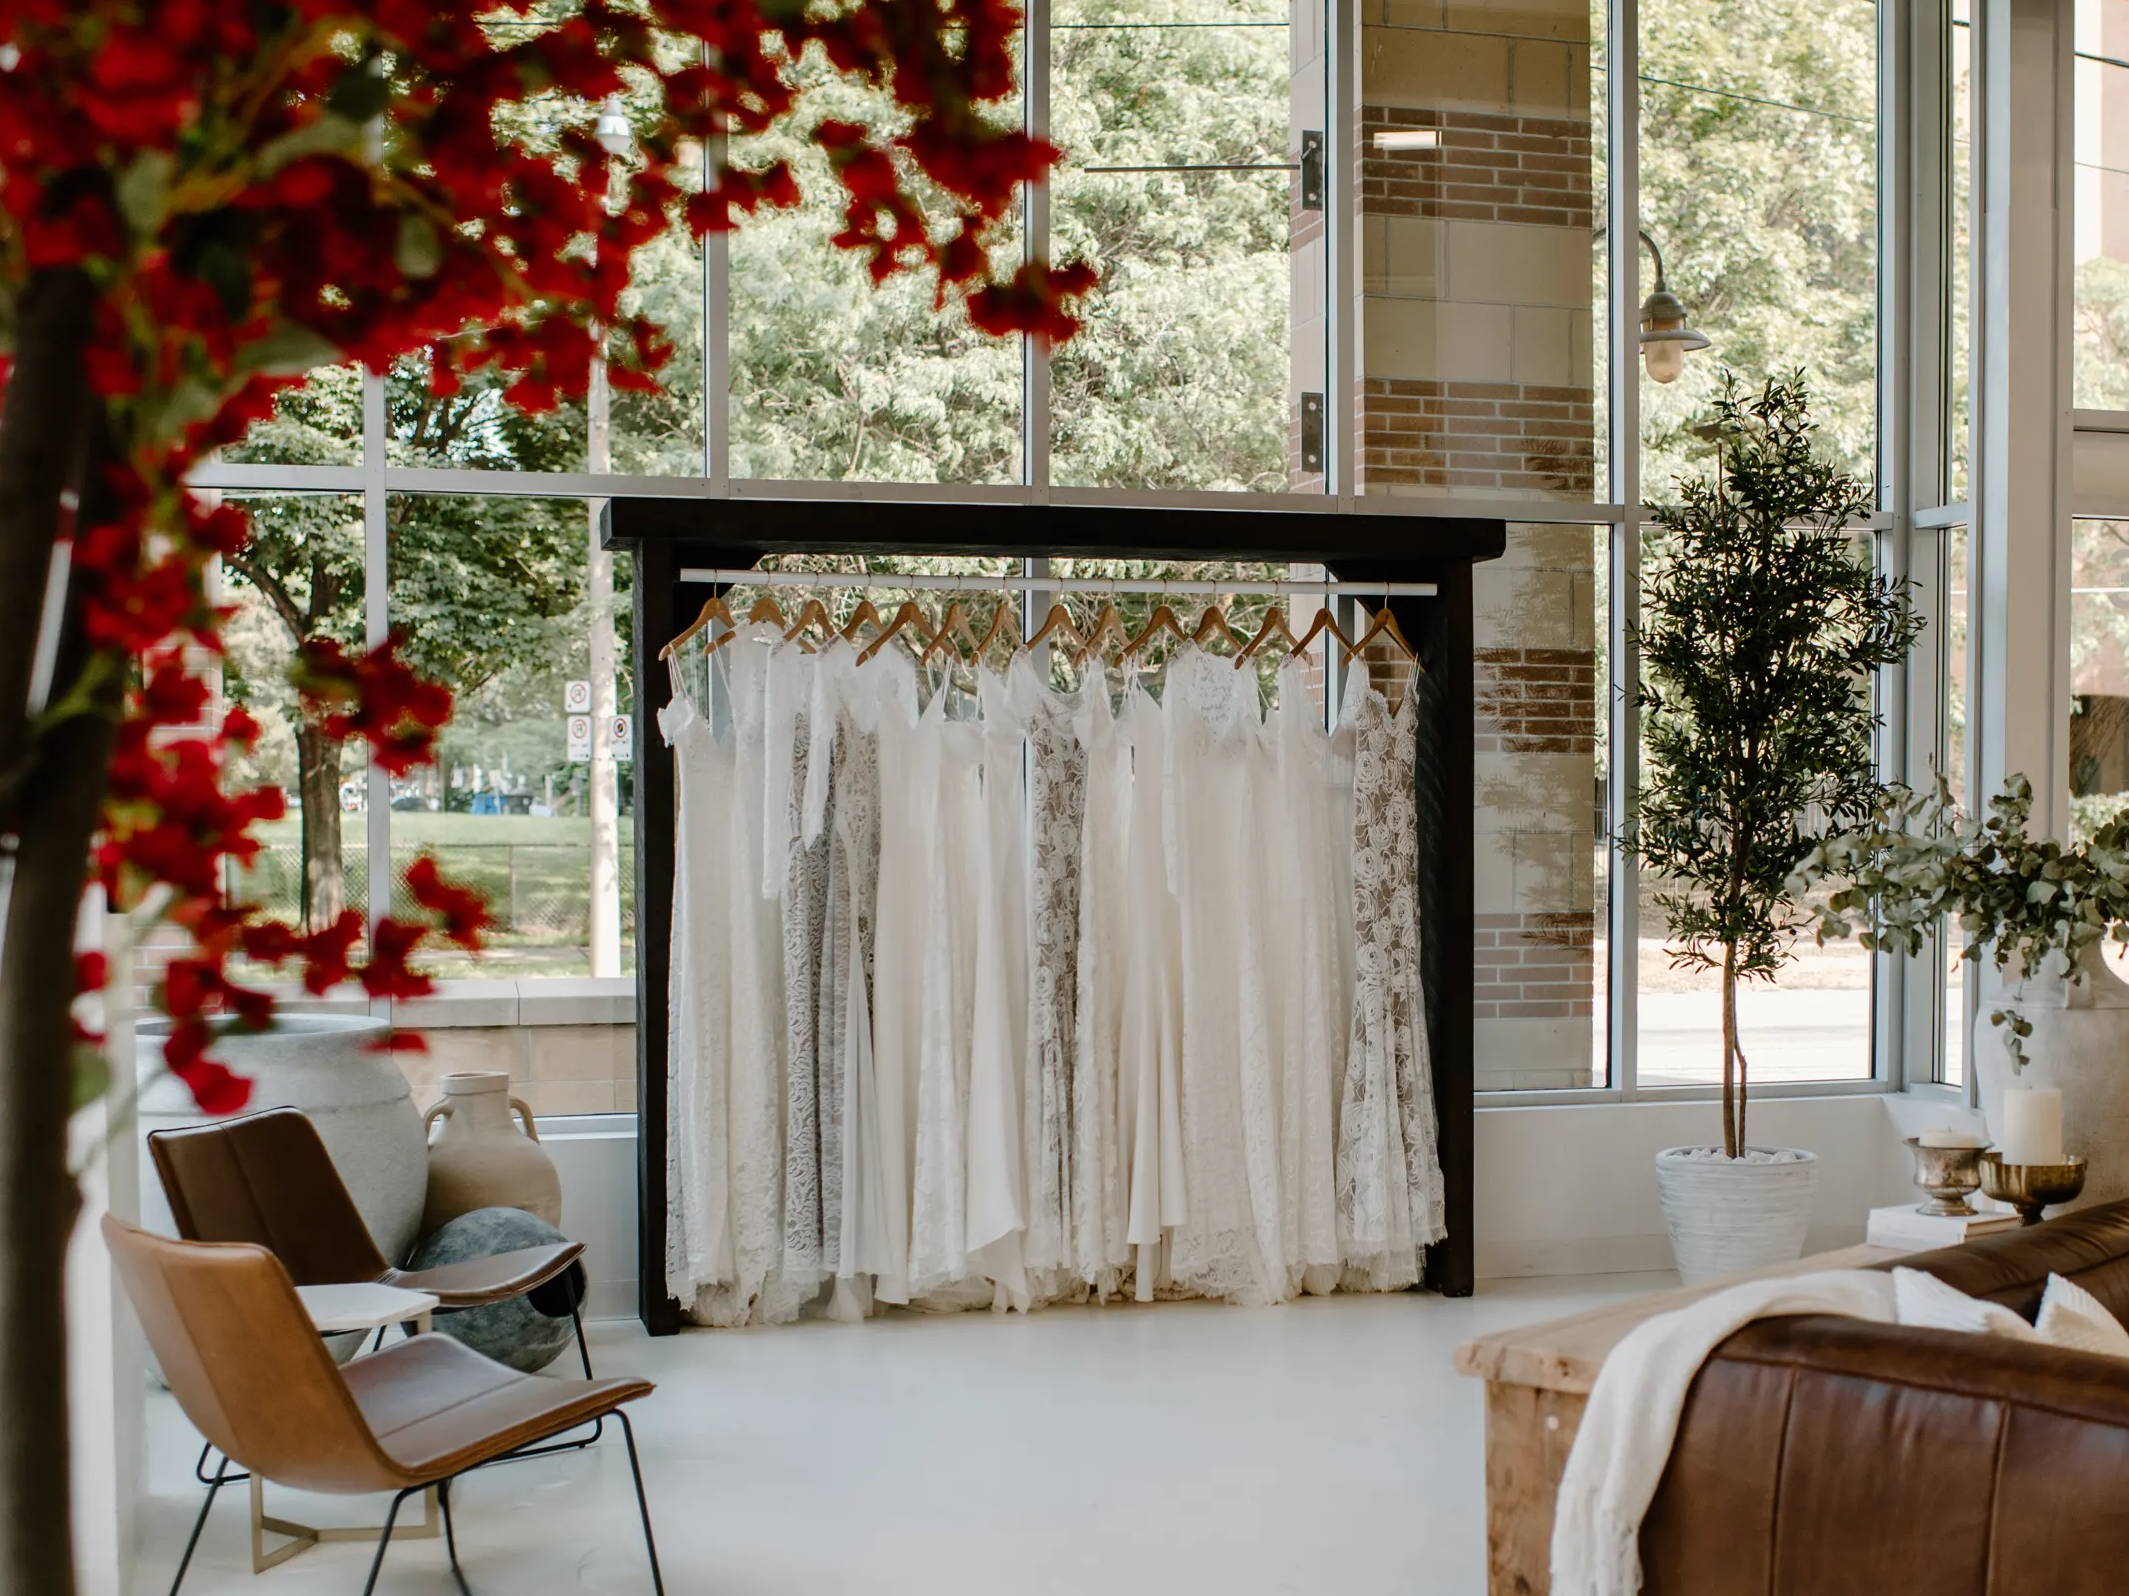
[1336,664,1444,1290]
[1014,652,1085,1291]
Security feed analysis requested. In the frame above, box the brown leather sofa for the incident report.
[1640,1200,2129,1595]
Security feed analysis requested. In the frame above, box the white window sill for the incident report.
[273,977,635,1030]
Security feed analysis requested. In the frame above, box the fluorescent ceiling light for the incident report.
[1372,129,1440,151]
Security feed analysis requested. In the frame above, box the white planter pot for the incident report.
[1975,945,2129,1213]
[1653,1146,1819,1286]
[136,1014,429,1267]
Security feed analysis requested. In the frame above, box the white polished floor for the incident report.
[132,1272,1670,1596]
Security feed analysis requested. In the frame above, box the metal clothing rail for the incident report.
[676,567,1440,598]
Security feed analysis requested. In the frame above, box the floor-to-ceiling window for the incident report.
[192,0,1992,1112]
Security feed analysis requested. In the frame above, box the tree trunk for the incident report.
[1720,943,1741,1159]
[0,260,113,1596]
[295,725,345,930]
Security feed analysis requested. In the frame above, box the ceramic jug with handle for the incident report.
[421,1071,562,1231]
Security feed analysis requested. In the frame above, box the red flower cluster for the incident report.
[7,0,1088,1117]
[291,636,455,778]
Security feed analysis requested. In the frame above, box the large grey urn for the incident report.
[136,1014,429,1267]
[1974,947,2129,1213]
[410,1207,583,1373]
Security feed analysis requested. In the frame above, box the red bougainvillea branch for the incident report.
[0,0,1084,1119]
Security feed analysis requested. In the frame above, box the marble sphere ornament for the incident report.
[408,1206,584,1373]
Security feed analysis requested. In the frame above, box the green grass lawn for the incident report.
[232,812,635,961]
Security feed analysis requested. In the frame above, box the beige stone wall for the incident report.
[395,1023,638,1119]
[1361,2,1602,1092]
[1358,1,1596,498]
[1472,524,1601,1089]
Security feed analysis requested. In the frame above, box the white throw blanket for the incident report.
[1550,1269,1900,1595]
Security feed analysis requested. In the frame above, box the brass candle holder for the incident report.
[1903,1136,1987,1216]
[1978,1151,2088,1227]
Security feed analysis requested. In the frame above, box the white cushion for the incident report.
[1891,1268,2038,1339]
[2034,1274,2129,1359]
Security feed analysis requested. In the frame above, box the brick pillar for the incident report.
[1358,4,1600,1089]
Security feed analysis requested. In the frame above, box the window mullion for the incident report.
[362,371,391,1003]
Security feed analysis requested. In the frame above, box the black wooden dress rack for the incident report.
[605,496,1506,1333]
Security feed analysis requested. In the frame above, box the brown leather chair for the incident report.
[106,1216,662,1596]
[148,1107,591,1369]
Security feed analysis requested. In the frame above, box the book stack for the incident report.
[1867,1203,2021,1252]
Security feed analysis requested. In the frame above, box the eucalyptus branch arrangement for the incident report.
[1792,774,2129,1071]
[1621,370,1920,1158]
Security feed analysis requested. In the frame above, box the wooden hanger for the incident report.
[1290,605,1354,660]
[921,600,982,667]
[659,593,734,660]
[1124,603,1187,660]
[1234,606,1298,670]
[783,597,835,652]
[970,599,1020,661]
[704,593,793,658]
[840,597,885,644]
[857,600,935,665]
[1343,603,1418,664]
[1191,602,1245,653]
[1025,602,1087,655]
[1072,603,1128,669]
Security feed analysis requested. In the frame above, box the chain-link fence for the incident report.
[224,843,638,948]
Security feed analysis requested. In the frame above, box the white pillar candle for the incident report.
[1997,1086,2065,1166]
[1917,1127,1986,1149]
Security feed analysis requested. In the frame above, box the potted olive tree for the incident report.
[1625,372,1920,1284]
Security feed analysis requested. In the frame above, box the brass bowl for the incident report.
[1978,1151,2088,1227]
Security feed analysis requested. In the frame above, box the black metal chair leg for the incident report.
[573,1304,595,1378]
[168,1454,230,1596]
[615,1409,664,1596]
[357,1488,415,1596]
[439,1476,473,1596]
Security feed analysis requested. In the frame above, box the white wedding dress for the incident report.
[1071,673,1131,1293]
[1115,668,1186,1298]
[967,663,1032,1307]
[1265,655,1345,1293]
[1164,644,1286,1305]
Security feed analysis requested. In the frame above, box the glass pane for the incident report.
[222,366,363,467]
[1639,2,1878,498]
[1942,521,1970,1086]
[728,61,1022,482]
[1050,0,1310,491]
[1950,0,1973,501]
[387,353,586,473]
[2071,519,2129,840]
[385,495,634,980]
[1475,525,1608,1091]
[1357,4,1603,503]
[215,493,369,969]
[2077,0,2129,409]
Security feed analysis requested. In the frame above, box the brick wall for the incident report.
[1474,911,1596,1022]
[1362,377,1595,495]
[1475,645,1598,754]
[1360,106,1593,229]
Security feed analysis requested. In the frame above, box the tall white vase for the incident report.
[1974,945,2129,1212]
[136,1014,429,1266]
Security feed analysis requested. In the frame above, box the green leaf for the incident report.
[396,213,443,280]
[115,150,175,230]
[69,1043,111,1113]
